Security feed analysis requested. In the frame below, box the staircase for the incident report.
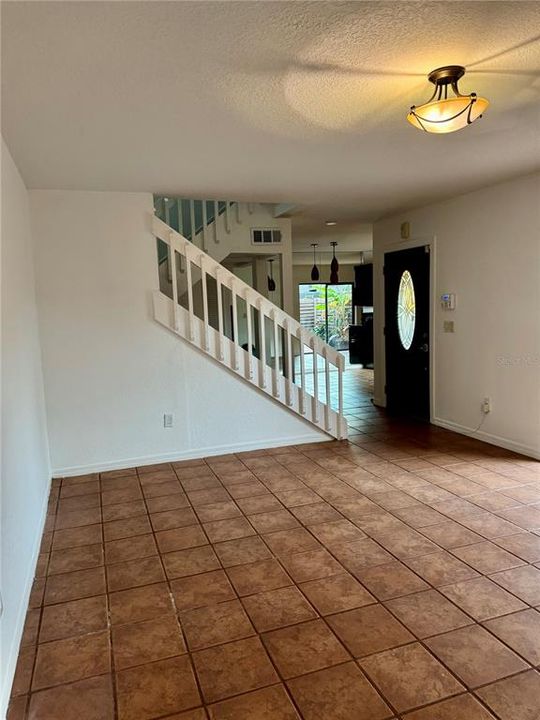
[151,215,348,440]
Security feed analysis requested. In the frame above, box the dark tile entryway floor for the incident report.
[8,411,540,720]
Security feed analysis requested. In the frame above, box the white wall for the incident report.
[30,191,325,476]
[1,140,51,716]
[373,172,540,459]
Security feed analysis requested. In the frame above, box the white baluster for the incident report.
[324,346,331,431]
[285,320,293,407]
[216,268,224,361]
[298,330,306,415]
[169,233,179,332]
[185,252,194,342]
[273,311,280,398]
[200,255,209,351]
[258,299,267,389]
[164,198,171,226]
[235,202,241,224]
[245,290,253,379]
[176,199,183,236]
[231,280,239,370]
[312,338,319,423]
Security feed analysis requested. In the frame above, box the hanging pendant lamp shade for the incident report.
[310,243,320,281]
[407,66,489,134]
[330,242,339,284]
[267,258,276,292]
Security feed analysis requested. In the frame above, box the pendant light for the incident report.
[267,258,276,292]
[330,242,339,284]
[310,243,320,281]
[407,66,489,134]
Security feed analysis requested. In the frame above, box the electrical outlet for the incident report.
[443,321,454,333]
[163,413,174,428]
[482,398,491,414]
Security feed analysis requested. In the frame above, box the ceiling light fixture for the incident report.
[407,65,489,134]
[267,258,276,293]
[330,242,339,284]
[310,243,320,281]
[325,220,337,226]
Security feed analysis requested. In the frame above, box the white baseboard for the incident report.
[52,432,329,477]
[431,416,540,460]
[1,480,51,720]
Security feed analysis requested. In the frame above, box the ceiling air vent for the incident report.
[251,228,282,245]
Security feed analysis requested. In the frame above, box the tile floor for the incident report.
[8,403,540,720]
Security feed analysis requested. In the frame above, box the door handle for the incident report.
[419,343,429,352]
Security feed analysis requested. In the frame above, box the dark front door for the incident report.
[384,246,430,420]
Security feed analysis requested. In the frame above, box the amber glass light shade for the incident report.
[407,66,489,134]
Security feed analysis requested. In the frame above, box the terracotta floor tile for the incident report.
[226,558,292,596]
[385,589,473,638]
[274,488,320,507]
[327,604,414,657]
[290,501,343,525]
[490,565,540,605]
[58,494,100,514]
[375,527,440,560]
[401,693,497,719]
[308,519,366,550]
[332,538,394,574]
[299,573,375,615]
[52,524,102,550]
[48,543,104,575]
[495,533,540,562]
[150,507,199,531]
[6,695,28,720]
[27,675,114,720]
[208,684,299,720]
[475,670,540,720]
[167,710,207,720]
[452,541,525,574]
[359,642,464,712]
[194,501,242,523]
[103,514,152,541]
[460,513,525,538]
[33,631,110,690]
[248,509,300,534]
[106,556,165,592]
[21,609,40,647]
[235,494,284,515]
[242,586,317,631]
[54,507,102,530]
[60,480,100,498]
[193,636,278,703]
[287,661,391,720]
[146,492,190,513]
[116,655,201,720]
[188,487,231,507]
[263,527,321,557]
[11,646,35,696]
[227,480,269,499]
[202,517,255,543]
[155,525,208,553]
[180,475,221,493]
[112,615,186,668]
[439,577,527,621]
[425,625,529,688]
[40,595,108,643]
[171,569,236,611]
[279,547,344,582]
[180,599,255,650]
[142,479,183,499]
[101,500,147,522]
[214,536,272,567]
[109,582,174,625]
[355,561,429,600]
[163,545,221,579]
[484,609,540,665]
[104,533,157,564]
[405,550,480,586]
[44,566,106,604]
[498,505,540,531]
[262,619,350,678]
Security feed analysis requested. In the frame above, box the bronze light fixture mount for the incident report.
[407,65,489,134]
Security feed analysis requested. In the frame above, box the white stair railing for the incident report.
[151,215,348,440]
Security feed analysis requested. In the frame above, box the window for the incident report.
[251,228,282,245]
[397,270,416,350]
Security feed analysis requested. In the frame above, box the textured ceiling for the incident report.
[2,1,540,220]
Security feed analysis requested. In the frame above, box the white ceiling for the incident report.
[2,1,540,220]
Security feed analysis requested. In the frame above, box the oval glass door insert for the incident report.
[397,270,416,350]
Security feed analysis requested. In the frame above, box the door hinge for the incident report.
[424,245,430,254]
